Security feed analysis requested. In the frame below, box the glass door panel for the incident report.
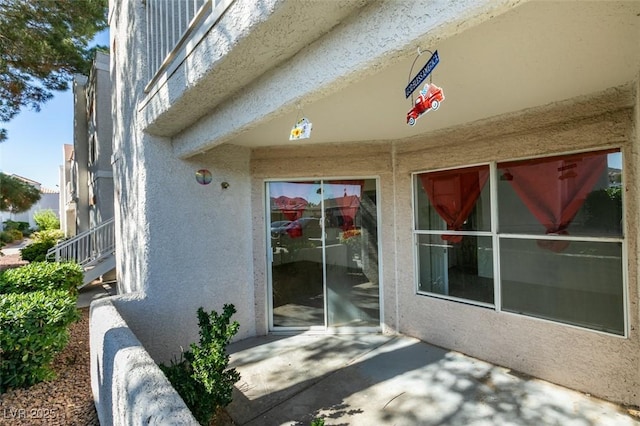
[324,180,380,328]
[269,181,324,327]
[268,179,380,330]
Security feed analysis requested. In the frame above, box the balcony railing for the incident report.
[145,0,234,92]
[47,217,115,267]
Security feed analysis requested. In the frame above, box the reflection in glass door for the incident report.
[268,179,380,330]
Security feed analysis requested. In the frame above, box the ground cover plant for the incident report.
[160,304,240,425]
[0,262,80,393]
[0,262,82,294]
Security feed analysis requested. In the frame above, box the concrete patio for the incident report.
[226,334,639,426]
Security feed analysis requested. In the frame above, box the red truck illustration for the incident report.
[406,83,444,126]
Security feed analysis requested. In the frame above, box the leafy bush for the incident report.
[0,231,14,244]
[7,229,23,241]
[33,209,60,231]
[0,262,82,295]
[3,220,30,233]
[0,290,79,392]
[31,229,64,245]
[160,304,240,425]
[20,241,55,262]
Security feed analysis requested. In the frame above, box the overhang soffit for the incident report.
[170,0,523,159]
[142,0,370,137]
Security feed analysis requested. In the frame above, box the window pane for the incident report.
[417,234,494,304]
[415,166,491,232]
[500,238,624,335]
[498,150,622,237]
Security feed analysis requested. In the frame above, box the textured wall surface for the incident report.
[108,0,640,411]
[167,0,520,158]
[250,86,640,405]
[110,1,255,363]
[90,298,198,426]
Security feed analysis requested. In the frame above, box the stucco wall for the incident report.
[90,297,198,425]
[111,1,256,362]
[250,86,640,405]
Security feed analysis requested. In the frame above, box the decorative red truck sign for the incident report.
[406,83,445,126]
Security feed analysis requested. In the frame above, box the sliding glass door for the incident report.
[267,179,380,330]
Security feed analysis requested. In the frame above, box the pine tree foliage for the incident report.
[0,0,108,141]
[0,172,41,213]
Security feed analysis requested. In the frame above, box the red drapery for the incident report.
[419,166,489,243]
[499,150,610,252]
[327,180,364,232]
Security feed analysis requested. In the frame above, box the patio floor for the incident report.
[226,334,639,426]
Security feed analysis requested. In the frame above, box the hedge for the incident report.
[0,290,79,392]
[19,241,56,263]
[0,262,82,295]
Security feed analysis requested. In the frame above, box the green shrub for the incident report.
[3,220,30,233]
[19,241,55,262]
[7,229,23,241]
[31,229,64,245]
[160,304,240,425]
[0,262,82,295]
[0,231,14,244]
[33,210,60,231]
[0,290,79,393]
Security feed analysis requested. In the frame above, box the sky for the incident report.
[0,30,110,191]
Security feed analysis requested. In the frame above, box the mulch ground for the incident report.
[0,253,28,271]
[0,252,236,426]
[0,308,98,426]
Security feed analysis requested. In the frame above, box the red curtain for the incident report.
[499,151,610,252]
[419,166,489,243]
[327,180,364,231]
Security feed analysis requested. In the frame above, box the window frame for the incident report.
[412,149,628,337]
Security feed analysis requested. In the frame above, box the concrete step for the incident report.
[82,255,116,288]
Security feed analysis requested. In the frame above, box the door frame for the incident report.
[265,176,383,333]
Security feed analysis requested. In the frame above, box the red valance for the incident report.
[419,166,489,243]
[499,150,611,252]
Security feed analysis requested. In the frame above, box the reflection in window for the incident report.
[413,149,625,335]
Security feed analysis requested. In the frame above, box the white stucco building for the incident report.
[61,52,114,238]
[106,0,640,407]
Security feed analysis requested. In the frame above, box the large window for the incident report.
[414,149,624,335]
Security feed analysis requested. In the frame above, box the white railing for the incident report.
[146,0,209,88]
[145,0,235,92]
[47,218,115,267]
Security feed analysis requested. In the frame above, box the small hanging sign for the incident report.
[195,169,212,185]
[405,48,444,126]
[406,83,445,126]
[405,50,439,99]
[289,117,313,141]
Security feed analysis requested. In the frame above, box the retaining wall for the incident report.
[90,297,198,425]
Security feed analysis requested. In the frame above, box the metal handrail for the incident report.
[145,0,209,89]
[47,218,115,266]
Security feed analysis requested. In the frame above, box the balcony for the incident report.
[140,0,368,144]
[145,0,234,93]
